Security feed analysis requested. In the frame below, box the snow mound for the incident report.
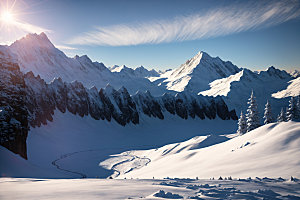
[153,190,183,199]
[272,77,300,98]
[107,121,300,179]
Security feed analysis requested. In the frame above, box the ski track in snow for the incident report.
[51,150,92,178]
[110,155,151,178]
[51,149,151,179]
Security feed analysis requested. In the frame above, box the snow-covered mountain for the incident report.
[6,33,166,95]
[150,51,240,93]
[1,32,298,170]
[200,67,293,117]
[4,33,297,102]
[102,121,300,179]
[0,49,237,160]
[111,65,160,78]
[290,69,300,78]
[272,77,300,98]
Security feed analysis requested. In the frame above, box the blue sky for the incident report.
[1,0,300,71]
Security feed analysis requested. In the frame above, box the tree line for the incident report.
[237,92,300,134]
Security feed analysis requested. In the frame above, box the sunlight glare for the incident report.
[1,11,15,24]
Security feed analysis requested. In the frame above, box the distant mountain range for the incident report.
[4,33,299,99]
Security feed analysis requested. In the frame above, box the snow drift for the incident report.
[102,121,300,179]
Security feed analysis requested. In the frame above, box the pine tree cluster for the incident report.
[237,93,300,134]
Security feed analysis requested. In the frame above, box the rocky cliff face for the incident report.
[0,49,237,159]
[26,75,237,128]
[0,47,29,159]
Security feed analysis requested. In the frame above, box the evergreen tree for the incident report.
[263,100,273,124]
[246,91,260,132]
[237,111,247,134]
[277,108,286,122]
[287,96,297,121]
[295,95,300,120]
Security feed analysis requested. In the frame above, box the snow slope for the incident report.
[272,77,300,98]
[102,121,300,179]
[24,110,236,178]
[200,70,244,97]
[150,51,240,93]
[200,67,293,117]
[0,146,69,178]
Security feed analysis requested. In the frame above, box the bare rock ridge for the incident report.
[0,46,29,159]
[25,70,237,128]
[0,48,237,159]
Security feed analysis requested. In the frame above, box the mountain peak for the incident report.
[290,69,300,78]
[74,55,92,63]
[10,32,54,49]
[261,66,291,79]
[162,50,240,93]
[196,50,210,57]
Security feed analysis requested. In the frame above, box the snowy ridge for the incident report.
[200,70,244,97]
[111,65,159,78]
[290,69,300,78]
[3,33,297,102]
[200,67,294,117]
[272,77,300,98]
[102,121,300,179]
[5,33,166,96]
[152,51,240,93]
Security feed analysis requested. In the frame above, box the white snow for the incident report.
[200,70,243,97]
[272,77,300,98]
[23,110,236,178]
[151,51,240,93]
[0,177,299,199]
[200,68,293,117]
[102,121,300,179]
[5,33,166,96]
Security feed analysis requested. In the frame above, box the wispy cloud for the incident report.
[11,20,51,34]
[55,44,77,50]
[0,19,51,45]
[68,0,300,46]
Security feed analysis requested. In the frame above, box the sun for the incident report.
[1,11,15,24]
